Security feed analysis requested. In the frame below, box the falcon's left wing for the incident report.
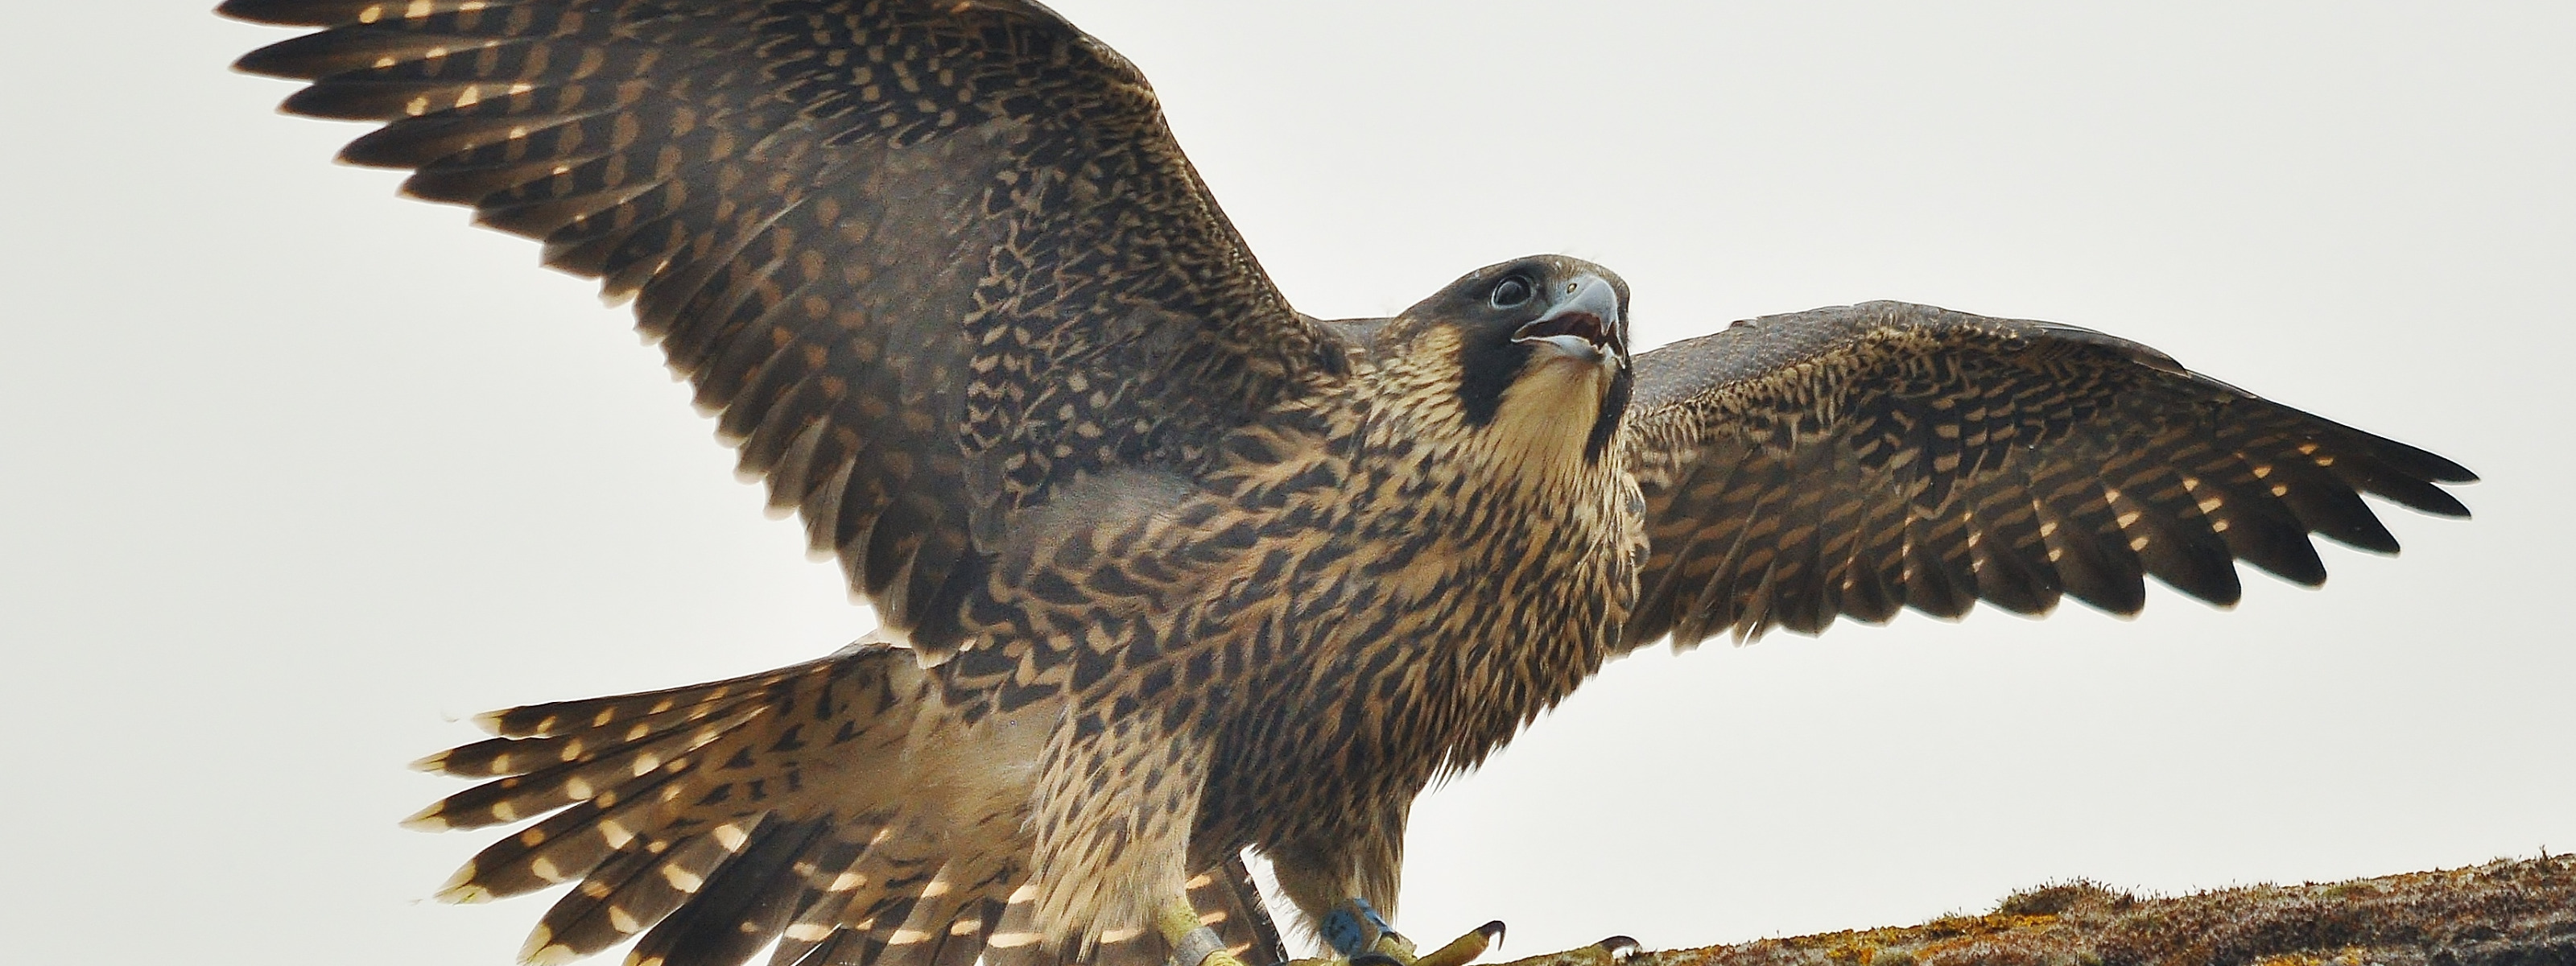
[1619,301,2473,650]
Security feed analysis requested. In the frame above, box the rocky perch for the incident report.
[1500,855,2574,966]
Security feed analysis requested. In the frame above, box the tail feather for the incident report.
[770,821,891,964]
[1192,854,1286,964]
[979,883,1048,966]
[409,645,976,966]
[436,789,691,902]
[926,898,1008,966]
[813,819,949,956]
[418,645,922,905]
[770,827,989,966]
[629,816,832,966]
[418,734,572,778]
[517,841,665,957]
[523,832,729,964]
[403,643,1294,966]
[781,931,863,966]
[408,704,763,831]
[477,660,832,739]
[865,869,974,966]
[977,856,1282,966]
[1086,926,1161,966]
[422,685,767,778]
[869,858,1022,966]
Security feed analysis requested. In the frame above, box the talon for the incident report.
[1483,936,1641,966]
[1321,898,1501,966]
[1413,921,1506,966]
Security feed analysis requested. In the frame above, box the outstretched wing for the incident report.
[225,0,1344,652]
[1620,301,2474,648]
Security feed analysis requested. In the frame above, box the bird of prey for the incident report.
[221,3,2475,966]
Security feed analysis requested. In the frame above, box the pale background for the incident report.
[2,2,2569,964]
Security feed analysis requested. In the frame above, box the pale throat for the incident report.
[1476,357,1615,490]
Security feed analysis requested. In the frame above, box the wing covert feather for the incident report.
[225,0,1344,651]
[1621,301,2473,649]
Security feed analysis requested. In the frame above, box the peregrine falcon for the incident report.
[220,3,2475,966]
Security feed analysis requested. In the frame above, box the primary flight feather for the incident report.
[220,3,2474,966]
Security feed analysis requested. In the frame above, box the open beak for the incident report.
[1512,274,1622,364]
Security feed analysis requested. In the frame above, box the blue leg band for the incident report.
[1321,898,1393,956]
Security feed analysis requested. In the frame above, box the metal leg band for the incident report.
[1171,925,1230,966]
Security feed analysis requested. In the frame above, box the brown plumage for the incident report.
[1620,303,2472,646]
[219,4,2473,966]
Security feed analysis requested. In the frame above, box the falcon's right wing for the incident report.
[1619,301,2474,649]
[225,0,1348,655]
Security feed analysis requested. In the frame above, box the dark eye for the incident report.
[1488,275,1534,309]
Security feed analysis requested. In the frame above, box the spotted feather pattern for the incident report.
[1621,301,2475,647]
[400,641,1286,966]
[223,0,1342,654]
[222,4,2477,964]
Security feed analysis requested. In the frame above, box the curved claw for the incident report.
[1488,935,1647,966]
[1412,920,1507,966]
[1320,898,1506,966]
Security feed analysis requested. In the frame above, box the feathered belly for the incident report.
[1191,504,1638,852]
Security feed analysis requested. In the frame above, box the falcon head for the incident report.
[1385,255,1635,468]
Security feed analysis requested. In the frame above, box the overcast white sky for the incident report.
[3,2,2570,964]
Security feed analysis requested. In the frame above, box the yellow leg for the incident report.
[1160,898,1249,966]
[1486,935,1642,966]
[1330,920,1501,966]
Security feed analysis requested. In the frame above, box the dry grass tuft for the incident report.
[1520,855,2575,966]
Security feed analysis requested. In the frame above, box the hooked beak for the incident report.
[1512,274,1622,364]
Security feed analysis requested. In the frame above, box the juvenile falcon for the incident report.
[220,3,2475,966]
